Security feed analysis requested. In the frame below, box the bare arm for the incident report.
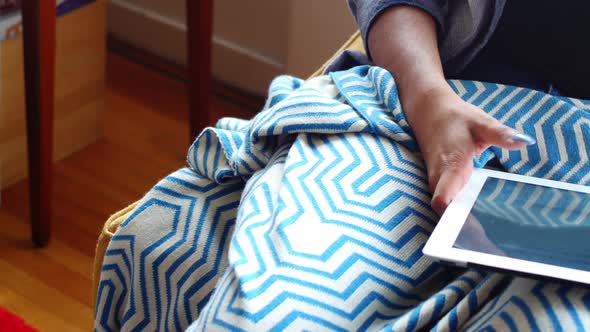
[366,6,534,214]
[368,6,447,115]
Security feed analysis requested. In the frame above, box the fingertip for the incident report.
[431,194,449,216]
[486,128,527,150]
[510,133,536,145]
[476,121,535,150]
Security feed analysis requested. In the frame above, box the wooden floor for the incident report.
[0,53,258,331]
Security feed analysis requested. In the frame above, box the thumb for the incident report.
[431,158,473,215]
[472,119,536,151]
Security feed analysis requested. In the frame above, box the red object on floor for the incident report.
[0,307,38,332]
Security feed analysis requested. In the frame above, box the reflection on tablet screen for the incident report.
[453,177,590,271]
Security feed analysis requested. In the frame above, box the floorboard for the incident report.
[0,52,259,331]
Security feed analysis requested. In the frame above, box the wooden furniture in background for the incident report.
[186,0,214,140]
[21,0,56,247]
[1,1,106,246]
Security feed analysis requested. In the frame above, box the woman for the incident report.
[348,0,590,213]
[95,3,590,330]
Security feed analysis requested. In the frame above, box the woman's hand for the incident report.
[367,5,534,214]
[404,84,534,215]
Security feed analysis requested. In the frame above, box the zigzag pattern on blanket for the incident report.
[195,132,457,330]
[96,65,590,331]
[96,169,244,331]
[445,80,590,179]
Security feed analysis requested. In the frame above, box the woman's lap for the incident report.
[96,66,590,331]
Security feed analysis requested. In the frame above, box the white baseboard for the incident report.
[108,0,284,95]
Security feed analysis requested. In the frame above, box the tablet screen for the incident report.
[453,177,590,271]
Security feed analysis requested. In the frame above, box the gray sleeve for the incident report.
[347,0,448,60]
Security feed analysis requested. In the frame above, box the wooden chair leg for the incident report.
[22,1,56,247]
[186,0,214,141]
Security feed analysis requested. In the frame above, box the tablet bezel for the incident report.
[423,168,590,285]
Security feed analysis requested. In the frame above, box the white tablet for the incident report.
[423,168,590,286]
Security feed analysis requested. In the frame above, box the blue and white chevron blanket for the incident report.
[96,65,590,331]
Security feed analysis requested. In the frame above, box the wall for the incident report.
[108,0,357,95]
[285,1,358,78]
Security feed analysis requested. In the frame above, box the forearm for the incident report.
[368,6,451,120]
[364,5,532,213]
